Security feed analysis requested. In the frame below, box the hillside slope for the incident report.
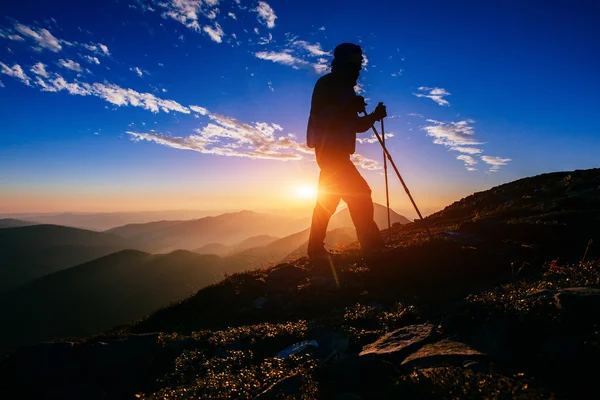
[2,169,599,399]
[0,249,247,354]
[0,224,134,293]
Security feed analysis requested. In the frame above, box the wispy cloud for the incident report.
[81,43,110,56]
[0,62,31,85]
[14,23,63,52]
[413,86,451,106]
[130,66,145,77]
[422,119,511,171]
[58,59,82,72]
[30,62,49,78]
[481,156,512,172]
[228,12,237,20]
[254,50,307,68]
[0,80,4,88]
[82,55,100,64]
[154,0,212,31]
[292,40,330,57]
[350,154,381,170]
[2,62,190,114]
[203,22,224,43]
[255,1,277,29]
[457,155,478,171]
[450,146,482,155]
[423,119,481,147]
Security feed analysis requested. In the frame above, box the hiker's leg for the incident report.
[338,158,384,251]
[308,167,342,254]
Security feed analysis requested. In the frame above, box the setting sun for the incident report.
[293,185,318,200]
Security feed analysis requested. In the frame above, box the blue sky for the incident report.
[0,0,599,216]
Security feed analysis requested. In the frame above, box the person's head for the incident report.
[331,43,363,82]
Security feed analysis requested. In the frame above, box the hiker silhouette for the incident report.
[306,43,387,261]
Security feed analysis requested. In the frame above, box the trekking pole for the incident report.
[364,105,433,240]
[381,118,392,243]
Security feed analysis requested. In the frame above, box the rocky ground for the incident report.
[1,169,599,399]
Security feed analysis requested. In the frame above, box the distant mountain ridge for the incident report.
[0,219,38,229]
[107,210,310,253]
[0,249,248,354]
[0,224,137,293]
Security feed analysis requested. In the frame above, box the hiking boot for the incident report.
[308,244,333,264]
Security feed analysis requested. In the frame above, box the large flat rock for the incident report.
[401,339,487,369]
[359,323,435,358]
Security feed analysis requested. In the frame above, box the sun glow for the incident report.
[293,184,317,200]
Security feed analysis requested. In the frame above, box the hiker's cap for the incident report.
[333,43,363,63]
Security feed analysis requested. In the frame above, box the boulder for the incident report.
[359,323,436,360]
[554,287,600,316]
[400,339,487,368]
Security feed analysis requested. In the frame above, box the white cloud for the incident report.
[293,40,330,57]
[189,105,209,115]
[153,0,221,32]
[391,69,404,77]
[98,43,110,56]
[481,156,512,172]
[130,66,144,77]
[422,119,511,171]
[350,154,381,170]
[228,12,237,19]
[82,43,111,56]
[406,113,423,118]
[203,23,224,43]
[258,32,273,45]
[129,100,380,169]
[58,59,82,72]
[14,23,62,52]
[450,146,482,155]
[255,1,277,28]
[82,55,100,64]
[422,119,481,147]
[254,50,307,67]
[0,80,4,87]
[457,154,478,170]
[30,62,49,78]
[11,66,191,114]
[318,26,325,31]
[357,133,394,144]
[413,86,451,106]
[0,62,31,85]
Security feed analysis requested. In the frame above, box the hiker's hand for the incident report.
[372,102,387,121]
[352,96,367,113]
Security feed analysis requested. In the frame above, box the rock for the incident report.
[554,287,600,315]
[275,340,319,359]
[253,373,303,399]
[400,339,487,368]
[359,323,436,360]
